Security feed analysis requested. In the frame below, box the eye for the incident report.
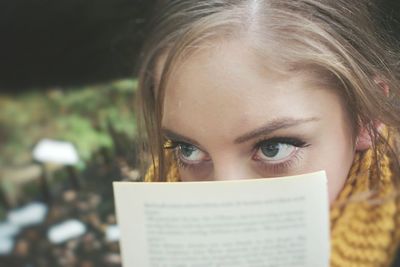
[164,140,210,165]
[178,143,206,162]
[256,142,296,161]
[252,138,307,162]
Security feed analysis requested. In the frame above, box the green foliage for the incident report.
[0,79,137,168]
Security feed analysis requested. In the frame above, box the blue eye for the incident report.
[260,142,280,157]
[254,138,308,162]
[178,143,204,161]
[258,142,296,161]
[164,140,210,165]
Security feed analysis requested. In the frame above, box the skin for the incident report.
[161,40,357,204]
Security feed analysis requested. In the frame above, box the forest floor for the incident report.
[0,154,139,267]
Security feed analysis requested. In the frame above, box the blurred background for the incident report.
[0,0,399,266]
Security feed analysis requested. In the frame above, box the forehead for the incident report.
[161,40,344,142]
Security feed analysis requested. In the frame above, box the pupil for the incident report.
[180,144,195,157]
[261,143,280,157]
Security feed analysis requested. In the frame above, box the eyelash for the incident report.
[253,137,309,174]
[163,137,310,174]
[163,141,207,171]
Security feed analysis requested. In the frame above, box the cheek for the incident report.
[310,133,356,204]
[179,167,212,182]
[309,92,356,204]
[325,156,355,204]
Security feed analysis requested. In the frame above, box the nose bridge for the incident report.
[212,155,251,181]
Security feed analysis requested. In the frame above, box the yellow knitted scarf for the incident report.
[144,144,400,267]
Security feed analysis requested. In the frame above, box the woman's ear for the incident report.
[355,77,389,151]
[355,125,373,151]
[355,121,385,151]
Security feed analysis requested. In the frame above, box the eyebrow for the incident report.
[162,128,202,147]
[234,117,320,144]
[162,117,320,146]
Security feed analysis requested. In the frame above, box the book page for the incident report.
[113,171,329,267]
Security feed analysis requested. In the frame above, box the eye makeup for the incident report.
[254,147,306,174]
[164,140,211,171]
[251,136,310,174]
[163,135,311,176]
[253,136,309,149]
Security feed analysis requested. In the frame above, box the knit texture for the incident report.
[330,147,400,267]
[144,141,400,266]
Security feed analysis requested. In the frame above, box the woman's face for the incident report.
[161,40,356,204]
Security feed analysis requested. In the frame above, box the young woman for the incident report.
[136,0,400,266]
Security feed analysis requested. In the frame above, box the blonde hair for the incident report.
[136,0,400,183]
